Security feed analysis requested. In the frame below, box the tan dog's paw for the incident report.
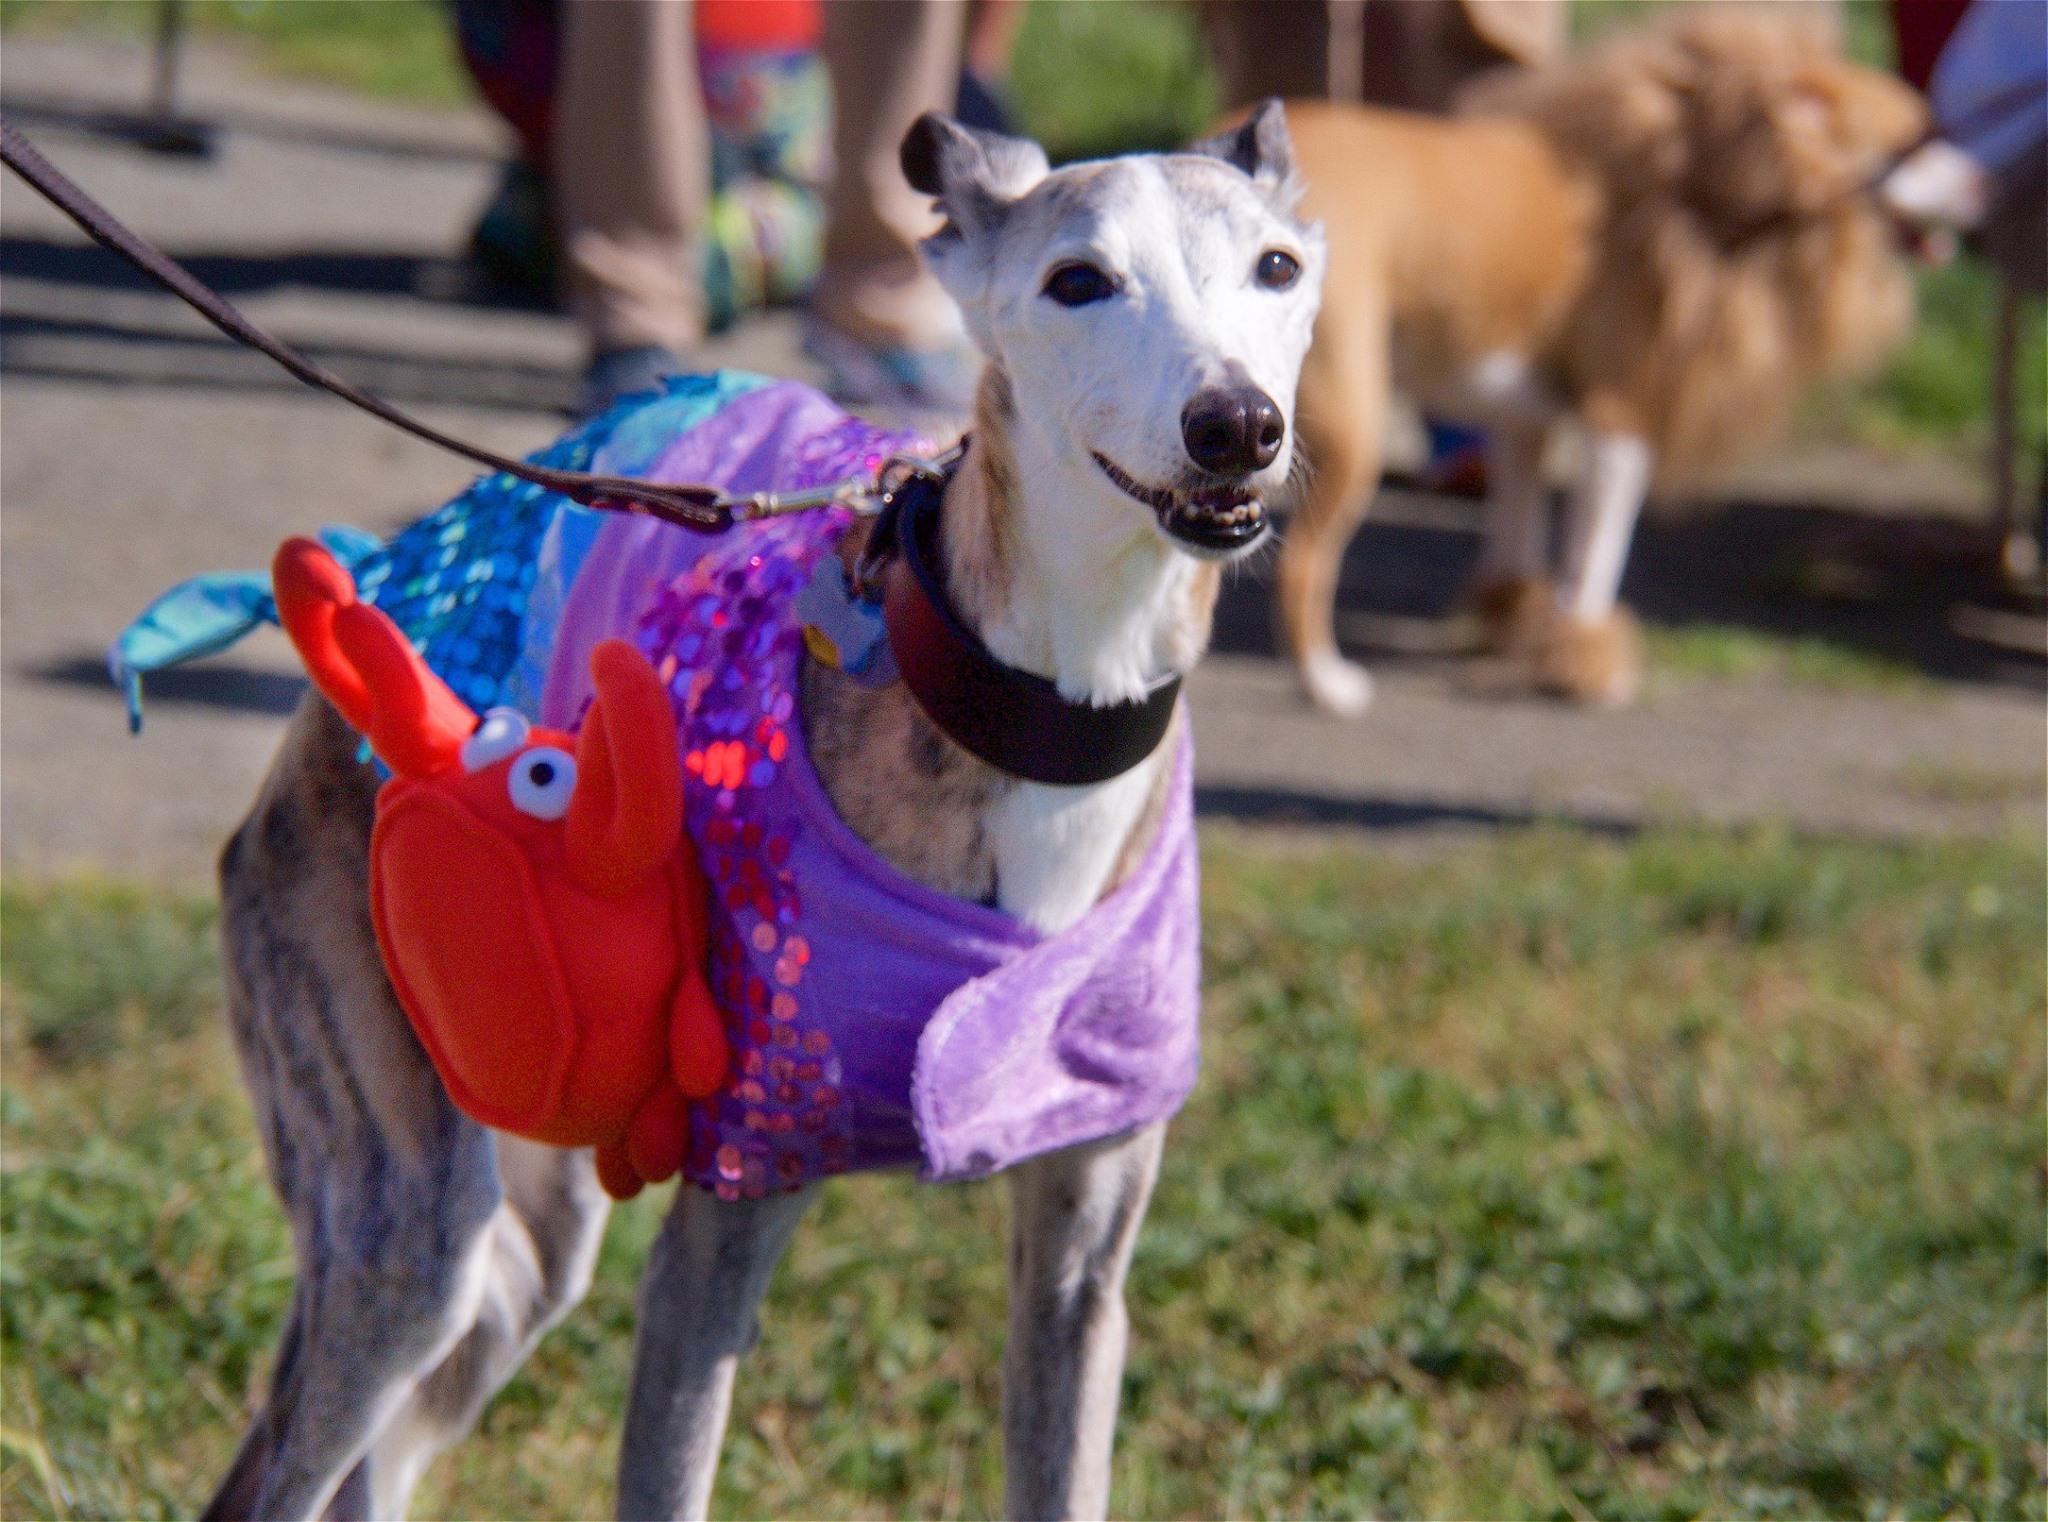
[1536,608,1643,707]
[1462,574,1558,657]
[1300,648,1375,717]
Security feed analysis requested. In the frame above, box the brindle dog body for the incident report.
[209,105,1323,1521]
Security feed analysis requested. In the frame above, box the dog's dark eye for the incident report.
[1043,262,1117,307]
[1255,249,1301,290]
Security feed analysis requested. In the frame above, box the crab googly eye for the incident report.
[462,708,531,773]
[507,747,577,820]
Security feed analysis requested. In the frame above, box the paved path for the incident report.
[3,36,2042,886]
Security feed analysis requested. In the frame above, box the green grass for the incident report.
[1644,624,1931,694]
[1814,257,2048,459]
[1007,0,1219,163]
[1570,0,1896,66]
[4,827,2042,1519]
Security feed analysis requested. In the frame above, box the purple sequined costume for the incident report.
[533,380,1201,1197]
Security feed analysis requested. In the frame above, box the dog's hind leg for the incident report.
[204,700,583,1520]
[358,1137,611,1518]
[616,1183,816,1520]
[1466,421,1557,655]
[1276,296,1389,717]
[1002,1123,1165,1521]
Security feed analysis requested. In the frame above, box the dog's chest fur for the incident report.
[798,374,1188,935]
[798,565,1176,936]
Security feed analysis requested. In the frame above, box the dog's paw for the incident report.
[1536,609,1643,707]
[1301,649,1375,717]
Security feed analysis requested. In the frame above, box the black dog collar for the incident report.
[878,463,1183,787]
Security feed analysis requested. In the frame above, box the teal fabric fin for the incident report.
[108,524,381,733]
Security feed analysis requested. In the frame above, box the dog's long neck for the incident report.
[933,366,1214,932]
[941,368,1220,707]
[804,366,1218,934]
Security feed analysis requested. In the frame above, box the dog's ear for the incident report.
[901,112,1049,237]
[1188,99,1300,202]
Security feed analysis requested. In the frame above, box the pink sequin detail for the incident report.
[637,495,920,1196]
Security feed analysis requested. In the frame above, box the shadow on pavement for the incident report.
[1,233,545,313]
[0,308,575,415]
[1,95,502,168]
[1216,485,2048,695]
[1195,783,1639,837]
[35,654,308,719]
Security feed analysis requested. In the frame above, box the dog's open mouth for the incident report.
[1092,453,1268,553]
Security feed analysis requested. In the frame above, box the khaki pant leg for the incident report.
[555,0,711,354]
[815,0,968,349]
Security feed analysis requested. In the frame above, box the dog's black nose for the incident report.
[1181,386,1284,475]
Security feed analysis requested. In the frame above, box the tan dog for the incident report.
[1274,9,1986,713]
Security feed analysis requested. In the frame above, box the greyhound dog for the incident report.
[205,104,1323,1520]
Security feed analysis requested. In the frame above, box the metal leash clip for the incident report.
[728,444,964,525]
[847,443,967,599]
[728,476,883,523]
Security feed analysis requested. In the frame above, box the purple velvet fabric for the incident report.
[536,380,1200,1195]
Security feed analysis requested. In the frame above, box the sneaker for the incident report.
[802,317,981,422]
[576,344,687,421]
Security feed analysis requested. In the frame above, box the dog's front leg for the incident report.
[1003,1123,1166,1521]
[616,1183,815,1520]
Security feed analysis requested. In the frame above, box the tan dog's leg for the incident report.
[1003,1124,1165,1521]
[1276,297,1389,716]
[616,1185,817,1520]
[1544,427,1651,705]
[1466,421,1556,655]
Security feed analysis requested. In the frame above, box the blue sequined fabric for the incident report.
[348,372,767,713]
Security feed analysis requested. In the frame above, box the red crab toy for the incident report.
[272,537,728,1199]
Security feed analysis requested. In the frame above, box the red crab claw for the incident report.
[273,537,475,779]
[594,1140,645,1201]
[564,639,683,898]
[627,1083,690,1185]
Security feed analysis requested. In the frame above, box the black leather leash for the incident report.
[3,117,1184,787]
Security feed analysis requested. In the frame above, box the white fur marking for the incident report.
[1468,349,1550,418]
[988,764,1163,933]
[1302,647,1374,718]
[1558,430,1652,622]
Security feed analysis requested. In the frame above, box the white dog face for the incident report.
[904,105,1326,558]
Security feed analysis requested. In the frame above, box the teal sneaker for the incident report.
[802,318,980,421]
